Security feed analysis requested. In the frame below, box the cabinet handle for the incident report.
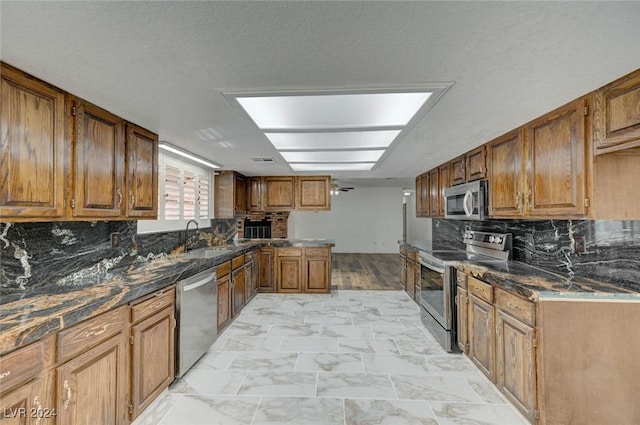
[515,191,521,209]
[506,301,520,311]
[130,190,135,207]
[527,190,532,209]
[63,380,72,409]
[154,290,165,297]
[84,324,109,338]
[116,189,123,208]
[33,395,42,425]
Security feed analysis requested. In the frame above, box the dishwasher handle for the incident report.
[182,276,214,292]
[179,268,217,292]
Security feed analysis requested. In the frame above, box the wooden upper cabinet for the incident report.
[593,68,640,153]
[0,63,66,220]
[247,176,263,211]
[235,174,247,215]
[466,145,487,182]
[264,176,295,210]
[438,163,450,217]
[428,168,439,217]
[71,97,125,218]
[125,124,158,219]
[525,98,588,217]
[296,176,330,210]
[450,155,466,186]
[487,129,526,217]
[214,171,246,218]
[415,176,423,217]
[420,173,429,216]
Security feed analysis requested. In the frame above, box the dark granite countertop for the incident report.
[400,240,640,301]
[0,239,334,356]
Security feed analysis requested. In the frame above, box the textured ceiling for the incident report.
[2,1,639,188]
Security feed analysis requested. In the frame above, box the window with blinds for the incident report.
[198,174,210,220]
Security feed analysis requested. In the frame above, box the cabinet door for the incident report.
[125,124,158,219]
[231,267,245,316]
[420,173,429,216]
[487,129,525,217]
[466,146,487,182]
[247,177,263,211]
[56,334,127,425]
[406,259,415,299]
[264,177,295,210]
[415,176,423,217]
[456,286,468,353]
[399,255,407,292]
[217,273,231,330]
[258,248,275,292]
[296,176,330,210]
[438,164,449,217]
[245,261,254,302]
[496,310,537,422]
[526,98,588,217]
[450,156,466,186]
[0,377,44,425]
[131,306,175,419]
[72,98,125,218]
[428,168,439,217]
[276,257,302,293]
[234,174,247,215]
[304,257,330,293]
[468,294,495,381]
[593,68,640,153]
[0,64,66,220]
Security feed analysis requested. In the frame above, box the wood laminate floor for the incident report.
[331,253,402,290]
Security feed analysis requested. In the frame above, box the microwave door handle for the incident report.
[463,190,473,217]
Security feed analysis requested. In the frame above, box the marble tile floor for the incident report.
[132,290,529,425]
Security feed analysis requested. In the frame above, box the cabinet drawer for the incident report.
[457,272,468,289]
[232,255,245,270]
[57,306,127,363]
[468,277,493,303]
[217,261,231,278]
[277,247,302,257]
[304,247,329,257]
[495,288,535,326]
[0,341,44,392]
[131,287,175,324]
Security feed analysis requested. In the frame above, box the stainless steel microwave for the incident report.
[444,180,488,221]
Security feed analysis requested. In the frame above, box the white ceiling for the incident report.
[2,1,639,189]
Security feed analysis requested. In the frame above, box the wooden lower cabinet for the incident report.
[258,248,275,292]
[399,254,407,293]
[467,294,495,381]
[231,267,246,317]
[56,333,128,425]
[217,272,231,330]
[495,310,537,422]
[0,378,44,425]
[276,256,303,293]
[245,260,254,302]
[456,284,468,352]
[130,305,175,419]
[303,247,331,293]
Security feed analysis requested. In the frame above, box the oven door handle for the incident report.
[463,190,473,217]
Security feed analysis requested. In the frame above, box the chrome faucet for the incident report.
[184,220,199,252]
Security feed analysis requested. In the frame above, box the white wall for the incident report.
[404,191,432,242]
[289,186,404,253]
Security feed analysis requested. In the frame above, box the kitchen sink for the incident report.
[182,247,233,259]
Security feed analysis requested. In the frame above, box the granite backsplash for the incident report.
[432,218,640,290]
[0,219,238,293]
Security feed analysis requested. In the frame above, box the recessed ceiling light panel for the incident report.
[265,130,400,150]
[289,163,375,171]
[280,150,384,163]
[236,92,432,130]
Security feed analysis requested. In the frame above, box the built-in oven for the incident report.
[418,252,457,352]
[444,180,488,221]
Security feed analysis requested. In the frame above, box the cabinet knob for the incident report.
[63,379,72,409]
[117,189,123,208]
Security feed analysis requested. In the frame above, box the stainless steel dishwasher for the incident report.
[175,267,217,378]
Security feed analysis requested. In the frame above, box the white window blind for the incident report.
[138,153,213,233]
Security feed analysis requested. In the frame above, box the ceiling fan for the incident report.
[330,180,354,195]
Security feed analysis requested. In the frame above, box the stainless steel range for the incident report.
[417,230,512,352]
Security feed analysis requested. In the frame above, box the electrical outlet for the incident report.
[110,232,120,248]
[574,235,586,254]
